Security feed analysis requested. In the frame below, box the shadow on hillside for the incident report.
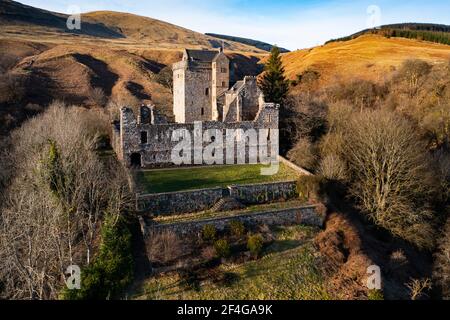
[73,53,119,96]
[229,54,264,85]
[126,81,152,100]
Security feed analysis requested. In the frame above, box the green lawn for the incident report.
[137,163,300,194]
[135,225,333,300]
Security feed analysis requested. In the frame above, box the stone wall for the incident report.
[224,76,262,122]
[137,180,298,216]
[229,181,298,205]
[145,205,325,237]
[137,187,223,216]
[116,103,279,168]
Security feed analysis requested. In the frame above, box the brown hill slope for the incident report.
[283,34,450,86]
[0,1,266,53]
[0,1,266,135]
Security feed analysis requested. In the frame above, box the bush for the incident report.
[228,220,245,238]
[247,234,264,258]
[147,230,183,265]
[155,66,173,93]
[202,225,217,243]
[61,214,134,300]
[296,175,324,202]
[318,154,347,181]
[89,87,107,107]
[287,138,318,171]
[367,289,384,300]
[433,217,450,299]
[214,239,231,258]
[395,59,432,96]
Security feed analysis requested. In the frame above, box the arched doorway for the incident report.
[130,153,142,168]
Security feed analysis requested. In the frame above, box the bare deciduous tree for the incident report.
[341,110,437,249]
[0,102,131,299]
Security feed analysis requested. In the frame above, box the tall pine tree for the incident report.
[259,46,290,105]
[259,46,292,155]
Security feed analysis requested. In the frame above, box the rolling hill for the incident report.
[0,0,266,52]
[282,34,450,87]
[206,33,290,53]
[0,1,266,136]
[327,23,450,46]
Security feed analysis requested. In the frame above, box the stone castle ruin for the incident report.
[112,48,279,168]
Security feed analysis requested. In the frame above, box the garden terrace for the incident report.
[134,225,333,300]
[152,199,308,225]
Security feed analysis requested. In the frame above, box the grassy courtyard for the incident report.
[137,163,300,194]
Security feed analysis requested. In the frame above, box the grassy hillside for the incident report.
[0,1,266,53]
[327,23,450,46]
[0,1,266,136]
[206,33,290,53]
[282,34,450,86]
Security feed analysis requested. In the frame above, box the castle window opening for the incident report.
[141,131,148,144]
[205,88,209,96]
[201,108,205,116]
[130,153,142,168]
[222,81,226,87]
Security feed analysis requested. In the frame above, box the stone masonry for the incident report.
[112,48,279,169]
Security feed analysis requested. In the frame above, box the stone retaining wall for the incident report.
[137,187,223,216]
[229,181,297,205]
[138,180,299,216]
[145,205,325,237]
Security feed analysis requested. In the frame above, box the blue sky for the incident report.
[19,0,450,50]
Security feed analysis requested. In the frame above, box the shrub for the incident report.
[202,225,217,243]
[155,66,173,93]
[296,175,324,202]
[201,246,216,261]
[89,87,107,107]
[147,230,183,265]
[433,217,450,299]
[214,239,231,258]
[367,289,384,300]
[287,138,318,171]
[228,220,245,238]
[318,154,347,181]
[395,59,432,96]
[247,234,264,258]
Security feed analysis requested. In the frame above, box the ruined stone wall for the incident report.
[223,77,263,122]
[145,205,325,237]
[117,103,279,168]
[239,77,261,121]
[137,180,297,216]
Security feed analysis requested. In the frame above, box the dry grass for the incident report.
[282,35,450,87]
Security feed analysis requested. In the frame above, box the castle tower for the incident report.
[172,48,229,123]
[211,47,230,121]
